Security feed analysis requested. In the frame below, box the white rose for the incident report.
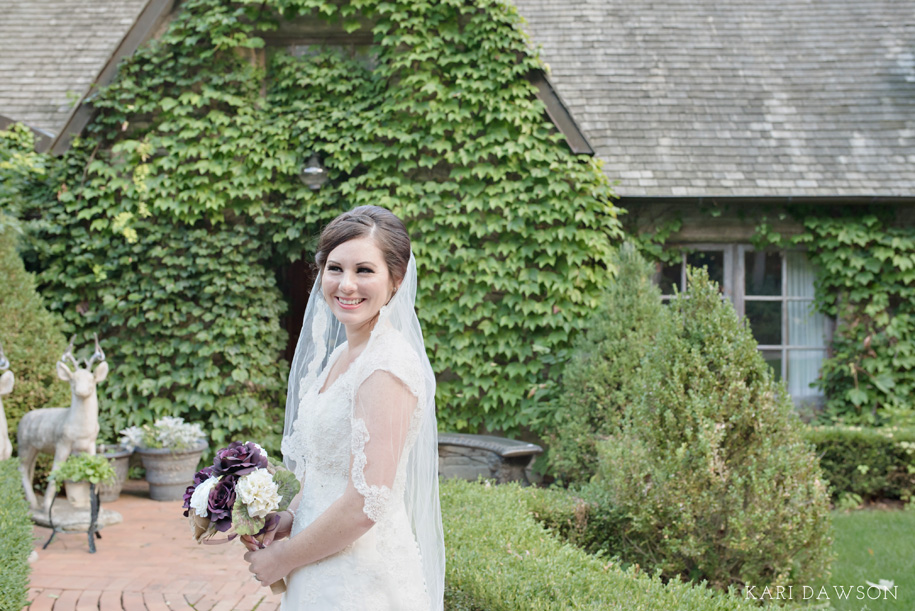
[236,469,281,519]
[190,476,219,518]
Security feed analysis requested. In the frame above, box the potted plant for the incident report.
[119,416,208,501]
[48,453,117,509]
[96,442,133,503]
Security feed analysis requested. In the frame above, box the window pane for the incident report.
[760,349,782,381]
[787,349,825,399]
[745,251,781,296]
[657,260,681,295]
[787,301,828,347]
[745,300,781,345]
[785,252,816,298]
[686,251,724,286]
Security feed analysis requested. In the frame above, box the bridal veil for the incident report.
[283,253,445,609]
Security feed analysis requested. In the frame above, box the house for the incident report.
[5,0,913,408]
[0,0,590,366]
[513,0,915,405]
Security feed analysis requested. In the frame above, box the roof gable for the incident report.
[514,0,915,197]
[0,0,151,142]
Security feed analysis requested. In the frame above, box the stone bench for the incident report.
[437,433,543,485]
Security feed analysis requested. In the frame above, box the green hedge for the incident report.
[0,220,70,449]
[0,459,32,611]
[441,479,755,611]
[804,426,915,502]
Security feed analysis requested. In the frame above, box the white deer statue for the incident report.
[18,335,108,512]
[0,343,14,461]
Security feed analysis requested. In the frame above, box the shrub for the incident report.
[593,267,833,592]
[0,459,32,611]
[804,425,915,502]
[441,479,755,611]
[0,221,70,455]
[547,245,665,483]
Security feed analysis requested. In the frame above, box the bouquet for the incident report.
[183,441,300,593]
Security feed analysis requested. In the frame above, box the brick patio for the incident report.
[27,480,282,611]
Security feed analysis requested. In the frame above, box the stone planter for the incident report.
[136,440,208,501]
[97,444,132,503]
[64,480,92,509]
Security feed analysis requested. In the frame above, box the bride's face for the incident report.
[322,236,396,331]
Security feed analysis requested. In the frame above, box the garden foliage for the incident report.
[593,268,832,591]
[804,425,915,503]
[791,210,915,426]
[0,221,70,453]
[440,478,755,611]
[0,458,32,611]
[547,245,665,483]
[48,452,117,490]
[2,0,622,442]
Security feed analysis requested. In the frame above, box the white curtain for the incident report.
[785,252,827,400]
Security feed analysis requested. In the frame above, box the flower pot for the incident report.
[97,444,132,503]
[136,441,208,501]
[64,480,92,509]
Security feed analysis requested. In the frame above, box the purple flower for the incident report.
[212,441,268,477]
[208,475,237,532]
[183,465,216,517]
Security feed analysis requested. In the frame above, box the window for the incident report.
[657,245,831,405]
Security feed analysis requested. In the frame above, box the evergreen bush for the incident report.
[0,458,32,611]
[547,245,665,483]
[0,221,70,454]
[593,267,833,592]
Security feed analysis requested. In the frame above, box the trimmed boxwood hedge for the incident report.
[441,479,755,611]
[0,458,32,611]
[803,425,915,502]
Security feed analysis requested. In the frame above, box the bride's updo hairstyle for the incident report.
[315,206,411,284]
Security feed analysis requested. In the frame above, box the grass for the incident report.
[826,508,915,611]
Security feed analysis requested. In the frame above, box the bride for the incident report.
[242,206,445,609]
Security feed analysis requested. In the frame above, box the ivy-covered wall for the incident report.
[1,0,622,447]
[791,208,915,426]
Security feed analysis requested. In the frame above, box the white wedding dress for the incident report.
[280,324,432,610]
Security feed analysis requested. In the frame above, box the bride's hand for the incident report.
[240,510,294,551]
[244,538,290,587]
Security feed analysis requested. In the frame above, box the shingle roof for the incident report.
[513,0,915,198]
[0,0,149,138]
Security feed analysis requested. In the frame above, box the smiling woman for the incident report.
[321,237,396,349]
[242,206,445,610]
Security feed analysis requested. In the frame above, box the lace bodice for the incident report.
[279,325,431,610]
[281,325,425,516]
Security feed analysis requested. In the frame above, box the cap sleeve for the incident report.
[349,329,424,522]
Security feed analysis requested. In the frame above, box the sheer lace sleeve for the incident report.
[350,365,420,522]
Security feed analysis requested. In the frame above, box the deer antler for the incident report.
[87,333,106,368]
[61,335,79,369]
[0,341,8,371]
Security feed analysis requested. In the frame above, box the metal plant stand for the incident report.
[43,483,102,553]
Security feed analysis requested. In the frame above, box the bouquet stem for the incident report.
[270,579,286,594]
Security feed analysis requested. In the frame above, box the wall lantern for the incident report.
[299,153,328,191]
